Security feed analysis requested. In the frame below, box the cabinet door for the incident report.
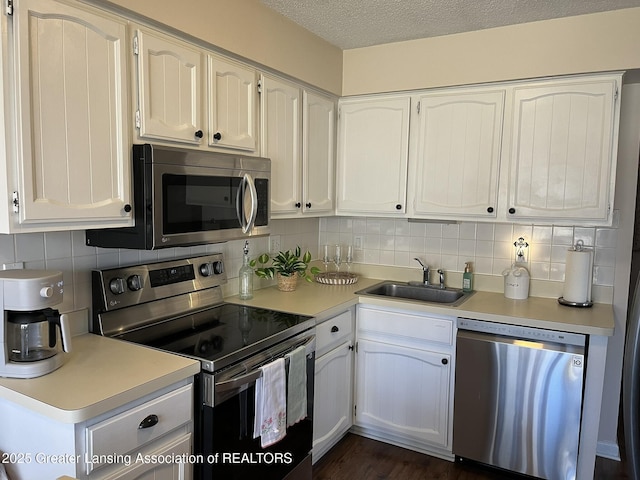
[355,338,450,448]
[313,340,353,462]
[337,96,410,215]
[261,75,301,216]
[507,76,620,223]
[303,91,335,216]
[207,54,258,151]
[12,0,131,227]
[410,89,504,218]
[135,27,203,144]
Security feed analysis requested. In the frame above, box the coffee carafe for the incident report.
[0,270,72,378]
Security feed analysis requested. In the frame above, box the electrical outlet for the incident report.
[513,237,529,264]
[269,235,281,253]
[354,236,363,249]
[2,262,24,270]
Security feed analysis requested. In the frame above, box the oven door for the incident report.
[198,332,315,480]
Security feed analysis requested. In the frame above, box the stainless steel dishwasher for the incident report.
[453,318,586,480]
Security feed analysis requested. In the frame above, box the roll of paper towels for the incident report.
[563,248,594,303]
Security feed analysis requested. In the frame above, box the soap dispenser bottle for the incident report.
[463,262,473,293]
[239,240,253,300]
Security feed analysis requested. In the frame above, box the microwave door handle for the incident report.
[236,175,248,232]
[244,173,258,234]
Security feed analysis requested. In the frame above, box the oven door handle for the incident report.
[236,173,258,234]
[215,334,315,393]
[216,369,263,392]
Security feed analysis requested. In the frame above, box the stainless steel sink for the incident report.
[356,281,472,306]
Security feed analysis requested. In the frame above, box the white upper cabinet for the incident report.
[336,73,622,225]
[408,88,505,219]
[261,74,301,216]
[336,95,410,216]
[505,74,622,224]
[8,0,131,230]
[134,27,203,145]
[302,90,335,216]
[207,54,258,151]
[261,74,336,218]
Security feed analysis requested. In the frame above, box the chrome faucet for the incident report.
[414,258,430,285]
[437,269,445,289]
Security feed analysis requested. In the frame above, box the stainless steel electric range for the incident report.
[91,254,315,480]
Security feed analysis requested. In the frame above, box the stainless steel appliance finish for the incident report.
[86,144,270,249]
[623,275,640,480]
[92,254,315,480]
[453,318,586,480]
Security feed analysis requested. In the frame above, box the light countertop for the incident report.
[227,277,614,336]
[0,334,200,423]
[0,277,613,425]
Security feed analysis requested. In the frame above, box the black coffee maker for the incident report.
[0,270,71,378]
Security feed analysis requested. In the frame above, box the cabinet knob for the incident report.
[395,204,402,210]
[306,202,312,208]
[441,358,448,365]
[138,414,159,429]
[195,130,203,138]
[295,202,301,208]
[213,132,222,141]
[508,207,516,214]
[331,325,339,333]
[123,204,132,213]
[487,206,494,213]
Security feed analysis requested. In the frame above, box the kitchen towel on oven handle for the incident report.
[286,345,307,427]
[253,357,287,447]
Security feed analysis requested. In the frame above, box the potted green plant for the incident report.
[251,246,321,292]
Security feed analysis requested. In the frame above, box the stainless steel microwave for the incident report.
[86,144,270,249]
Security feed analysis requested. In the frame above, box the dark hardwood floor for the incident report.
[312,433,629,480]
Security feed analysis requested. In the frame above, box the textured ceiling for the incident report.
[260,0,640,49]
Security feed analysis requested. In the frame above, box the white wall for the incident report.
[599,82,640,458]
[95,0,343,95]
[342,7,640,96]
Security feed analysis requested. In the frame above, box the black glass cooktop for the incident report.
[117,303,313,372]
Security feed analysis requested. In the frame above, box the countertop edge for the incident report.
[0,335,201,423]
[227,278,615,336]
[0,362,200,423]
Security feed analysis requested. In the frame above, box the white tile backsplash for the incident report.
[0,215,618,331]
[0,217,318,329]
[319,217,618,288]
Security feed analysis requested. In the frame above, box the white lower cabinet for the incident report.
[353,305,455,458]
[312,309,354,463]
[0,380,193,480]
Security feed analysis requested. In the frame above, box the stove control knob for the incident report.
[200,263,214,277]
[127,274,143,291]
[213,261,225,275]
[109,277,126,295]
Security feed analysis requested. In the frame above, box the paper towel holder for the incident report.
[558,240,594,308]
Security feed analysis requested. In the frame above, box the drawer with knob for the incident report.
[316,310,353,356]
[85,383,193,474]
